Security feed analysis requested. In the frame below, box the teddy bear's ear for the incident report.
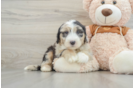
[129,0,133,13]
[83,0,93,12]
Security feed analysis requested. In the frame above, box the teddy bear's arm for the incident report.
[86,26,92,42]
[124,29,133,50]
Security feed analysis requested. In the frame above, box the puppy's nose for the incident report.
[70,41,75,45]
[102,8,113,17]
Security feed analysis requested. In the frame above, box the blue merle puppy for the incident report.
[24,20,93,72]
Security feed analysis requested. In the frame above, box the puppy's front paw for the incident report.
[77,52,89,63]
[68,56,78,63]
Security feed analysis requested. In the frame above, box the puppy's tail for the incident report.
[24,65,41,71]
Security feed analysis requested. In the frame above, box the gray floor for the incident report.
[2,68,133,88]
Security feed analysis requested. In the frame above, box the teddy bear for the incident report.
[83,0,133,74]
[53,0,133,74]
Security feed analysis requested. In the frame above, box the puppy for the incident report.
[24,20,92,72]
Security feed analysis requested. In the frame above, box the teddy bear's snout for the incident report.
[102,8,113,17]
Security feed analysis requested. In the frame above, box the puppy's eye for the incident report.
[101,1,105,4]
[113,1,117,5]
[77,30,83,37]
[62,31,68,37]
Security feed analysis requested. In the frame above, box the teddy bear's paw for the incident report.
[77,52,89,63]
[68,55,78,63]
[113,50,133,74]
[54,57,81,72]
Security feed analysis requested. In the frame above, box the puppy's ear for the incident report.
[56,24,64,44]
[83,26,89,43]
[129,0,133,13]
[83,0,93,12]
[56,27,61,44]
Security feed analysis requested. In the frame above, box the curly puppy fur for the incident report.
[24,20,94,72]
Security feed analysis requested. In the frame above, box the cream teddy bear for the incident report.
[83,0,133,74]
